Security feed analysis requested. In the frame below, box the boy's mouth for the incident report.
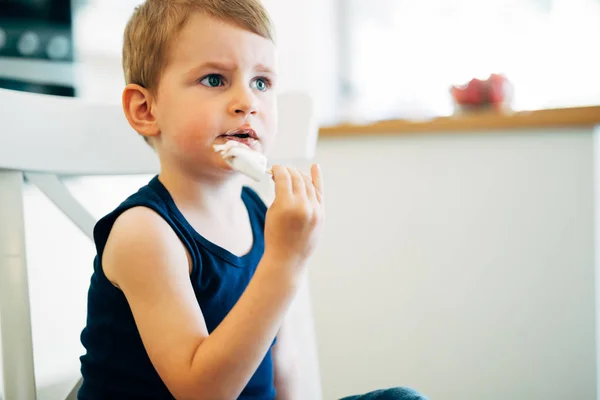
[220,127,259,146]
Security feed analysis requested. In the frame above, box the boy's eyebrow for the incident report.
[186,61,276,76]
[255,64,276,75]
[189,61,236,74]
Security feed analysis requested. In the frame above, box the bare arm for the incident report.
[103,165,324,400]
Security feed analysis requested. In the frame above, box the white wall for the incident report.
[310,128,597,400]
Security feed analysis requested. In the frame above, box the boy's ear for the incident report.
[122,84,160,140]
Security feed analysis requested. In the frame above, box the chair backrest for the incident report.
[0,88,322,400]
[0,88,318,174]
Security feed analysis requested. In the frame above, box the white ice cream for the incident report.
[213,141,270,181]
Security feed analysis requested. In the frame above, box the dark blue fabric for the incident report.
[340,387,428,400]
[78,175,275,400]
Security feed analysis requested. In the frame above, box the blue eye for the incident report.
[251,78,269,92]
[200,74,224,87]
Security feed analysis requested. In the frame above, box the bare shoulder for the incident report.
[102,206,191,287]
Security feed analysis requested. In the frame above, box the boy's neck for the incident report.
[157,167,244,216]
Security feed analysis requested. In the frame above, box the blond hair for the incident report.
[123,0,275,94]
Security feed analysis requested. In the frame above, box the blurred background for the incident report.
[1,0,599,399]
[2,0,598,123]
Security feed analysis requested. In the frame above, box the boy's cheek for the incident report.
[165,121,213,151]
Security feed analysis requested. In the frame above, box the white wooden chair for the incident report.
[0,87,322,400]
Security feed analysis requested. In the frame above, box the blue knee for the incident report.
[342,386,428,400]
[381,387,428,399]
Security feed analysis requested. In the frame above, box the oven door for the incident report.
[0,0,74,96]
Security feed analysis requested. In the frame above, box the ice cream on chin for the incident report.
[213,140,271,181]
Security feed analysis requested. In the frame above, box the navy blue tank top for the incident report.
[78,175,276,399]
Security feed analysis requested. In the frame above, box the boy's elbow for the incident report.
[166,368,243,400]
[167,376,240,400]
[169,381,238,400]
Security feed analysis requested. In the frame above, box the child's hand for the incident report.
[263,164,325,273]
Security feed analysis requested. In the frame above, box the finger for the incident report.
[311,164,324,203]
[301,172,317,203]
[287,167,306,198]
[271,165,292,198]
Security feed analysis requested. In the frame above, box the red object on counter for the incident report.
[450,73,512,112]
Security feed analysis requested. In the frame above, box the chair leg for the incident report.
[0,170,37,399]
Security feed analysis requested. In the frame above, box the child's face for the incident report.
[152,13,278,177]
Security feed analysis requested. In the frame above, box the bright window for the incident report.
[340,0,600,122]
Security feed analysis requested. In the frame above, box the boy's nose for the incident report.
[234,105,257,117]
[229,89,258,117]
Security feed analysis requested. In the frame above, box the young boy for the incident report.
[78,1,427,399]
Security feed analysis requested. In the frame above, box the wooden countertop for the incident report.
[319,105,600,138]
